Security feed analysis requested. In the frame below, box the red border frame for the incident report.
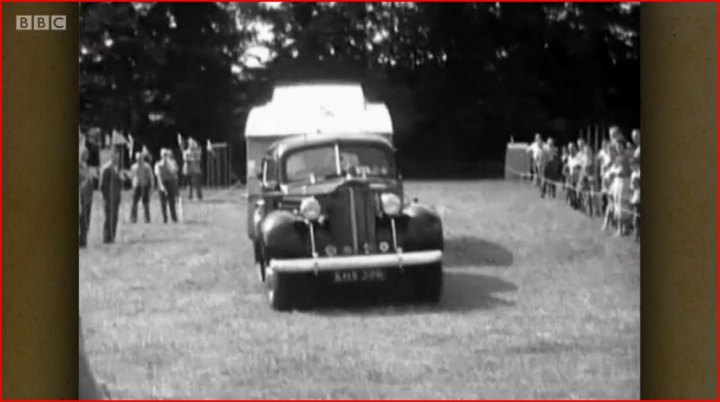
[0,1,715,401]
[0,1,4,398]
[716,3,719,401]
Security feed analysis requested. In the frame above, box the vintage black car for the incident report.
[249,133,444,310]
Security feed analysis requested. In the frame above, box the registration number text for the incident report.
[333,269,387,283]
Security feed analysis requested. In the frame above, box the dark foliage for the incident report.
[80,3,638,175]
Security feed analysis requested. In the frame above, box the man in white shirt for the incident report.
[526,133,545,186]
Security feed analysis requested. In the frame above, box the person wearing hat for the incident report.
[154,148,179,223]
[130,151,154,223]
[100,149,124,243]
[183,137,204,200]
[79,148,95,248]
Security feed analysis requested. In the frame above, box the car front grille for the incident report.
[328,184,377,254]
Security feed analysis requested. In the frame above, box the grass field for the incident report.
[80,180,639,399]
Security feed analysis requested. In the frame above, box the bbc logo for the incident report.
[16,15,66,31]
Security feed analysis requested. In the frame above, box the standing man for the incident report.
[100,149,124,244]
[79,149,95,248]
[155,148,179,223]
[541,138,559,199]
[183,138,203,200]
[130,152,154,223]
[526,133,545,187]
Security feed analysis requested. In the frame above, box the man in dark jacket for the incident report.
[154,148,179,223]
[129,152,154,223]
[100,150,123,243]
[182,137,204,200]
[541,138,560,199]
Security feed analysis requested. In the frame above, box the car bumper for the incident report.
[268,250,442,274]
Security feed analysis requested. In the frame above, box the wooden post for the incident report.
[586,125,591,149]
[578,128,582,147]
[228,146,233,185]
[205,148,210,187]
[208,147,215,187]
[594,123,600,192]
[222,146,228,187]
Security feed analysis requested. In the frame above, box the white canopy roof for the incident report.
[245,83,394,138]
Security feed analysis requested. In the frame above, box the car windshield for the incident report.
[284,143,395,183]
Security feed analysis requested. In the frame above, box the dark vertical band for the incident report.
[2,3,79,399]
[641,3,717,399]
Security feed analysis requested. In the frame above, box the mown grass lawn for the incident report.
[80,180,639,399]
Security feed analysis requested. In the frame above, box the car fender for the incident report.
[247,196,263,240]
[260,210,309,260]
[401,203,444,252]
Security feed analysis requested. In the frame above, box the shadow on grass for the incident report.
[444,236,514,268]
[306,271,517,315]
[80,323,111,399]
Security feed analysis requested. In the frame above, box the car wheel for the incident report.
[254,241,266,282]
[266,270,316,311]
[266,269,293,311]
[412,263,443,303]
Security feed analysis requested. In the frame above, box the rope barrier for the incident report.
[505,166,640,219]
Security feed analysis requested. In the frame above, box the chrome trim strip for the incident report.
[334,143,341,176]
[307,220,319,274]
[349,187,359,253]
[268,250,442,273]
[390,217,402,270]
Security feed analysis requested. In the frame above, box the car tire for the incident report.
[412,263,443,303]
[254,241,266,282]
[266,270,316,311]
[266,270,293,311]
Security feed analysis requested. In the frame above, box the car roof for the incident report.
[267,133,393,158]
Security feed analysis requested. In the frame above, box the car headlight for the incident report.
[300,197,321,221]
[380,193,402,216]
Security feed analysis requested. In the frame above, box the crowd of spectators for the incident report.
[79,129,208,247]
[527,126,640,241]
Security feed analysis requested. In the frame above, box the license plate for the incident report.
[333,269,387,284]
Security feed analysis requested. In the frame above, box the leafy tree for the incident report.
[80,3,254,153]
[81,2,638,176]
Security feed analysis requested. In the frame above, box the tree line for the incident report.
[81,3,638,176]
